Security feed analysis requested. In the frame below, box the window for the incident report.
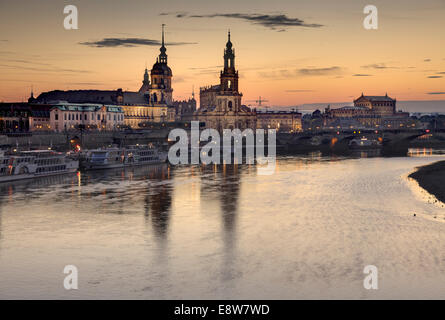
[228,80,231,89]
[64,114,67,121]
[55,114,58,120]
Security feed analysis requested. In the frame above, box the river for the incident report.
[0,150,445,299]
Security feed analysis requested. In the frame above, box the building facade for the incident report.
[323,94,411,129]
[256,111,302,132]
[49,103,124,132]
[171,98,197,122]
[354,93,396,116]
[0,103,30,133]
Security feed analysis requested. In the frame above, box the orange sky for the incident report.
[0,0,444,106]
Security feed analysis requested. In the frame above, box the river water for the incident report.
[0,150,445,299]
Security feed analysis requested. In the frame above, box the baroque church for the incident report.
[33,26,194,129]
[138,25,173,106]
[195,32,256,131]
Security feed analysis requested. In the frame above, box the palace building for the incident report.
[33,26,176,129]
[195,32,257,131]
[353,93,396,116]
[323,93,410,129]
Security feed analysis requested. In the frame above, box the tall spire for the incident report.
[159,24,167,64]
[224,30,235,71]
[162,23,165,47]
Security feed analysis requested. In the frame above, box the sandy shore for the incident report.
[409,160,445,203]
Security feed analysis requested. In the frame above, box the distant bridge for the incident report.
[277,129,445,148]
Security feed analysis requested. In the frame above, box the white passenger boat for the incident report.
[349,137,382,149]
[0,150,79,183]
[80,145,167,170]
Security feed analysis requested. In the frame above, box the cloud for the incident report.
[427,75,443,78]
[258,66,342,78]
[285,89,315,93]
[437,72,445,74]
[361,63,398,69]
[66,82,104,86]
[298,66,342,76]
[0,64,91,74]
[189,65,223,70]
[353,74,373,77]
[427,92,445,95]
[79,37,197,48]
[163,12,323,30]
[424,58,431,62]
[189,65,224,75]
[3,59,52,66]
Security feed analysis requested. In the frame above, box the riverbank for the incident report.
[409,160,445,203]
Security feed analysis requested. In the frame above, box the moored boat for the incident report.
[349,137,382,149]
[80,145,167,170]
[0,150,79,183]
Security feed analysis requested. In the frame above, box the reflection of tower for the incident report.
[219,165,240,234]
[199,164,241,281]
[149,24,173,105]
[143,165,173,240]
[218,165,240,282]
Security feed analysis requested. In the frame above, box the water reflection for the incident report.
[200,164,241,282]
[2,153,445,299]
[143,170,173,240]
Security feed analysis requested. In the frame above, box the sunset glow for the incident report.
[0,0,444,106]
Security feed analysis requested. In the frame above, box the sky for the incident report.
[0,0,444,108]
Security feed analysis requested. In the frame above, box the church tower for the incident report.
[138,67,150,93]
[149,24,173,105]
[195,31,256,131]
[215,31,242,114]
[220,31,239,94]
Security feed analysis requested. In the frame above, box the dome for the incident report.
[151,62,172,76]
[226,31,232,49]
